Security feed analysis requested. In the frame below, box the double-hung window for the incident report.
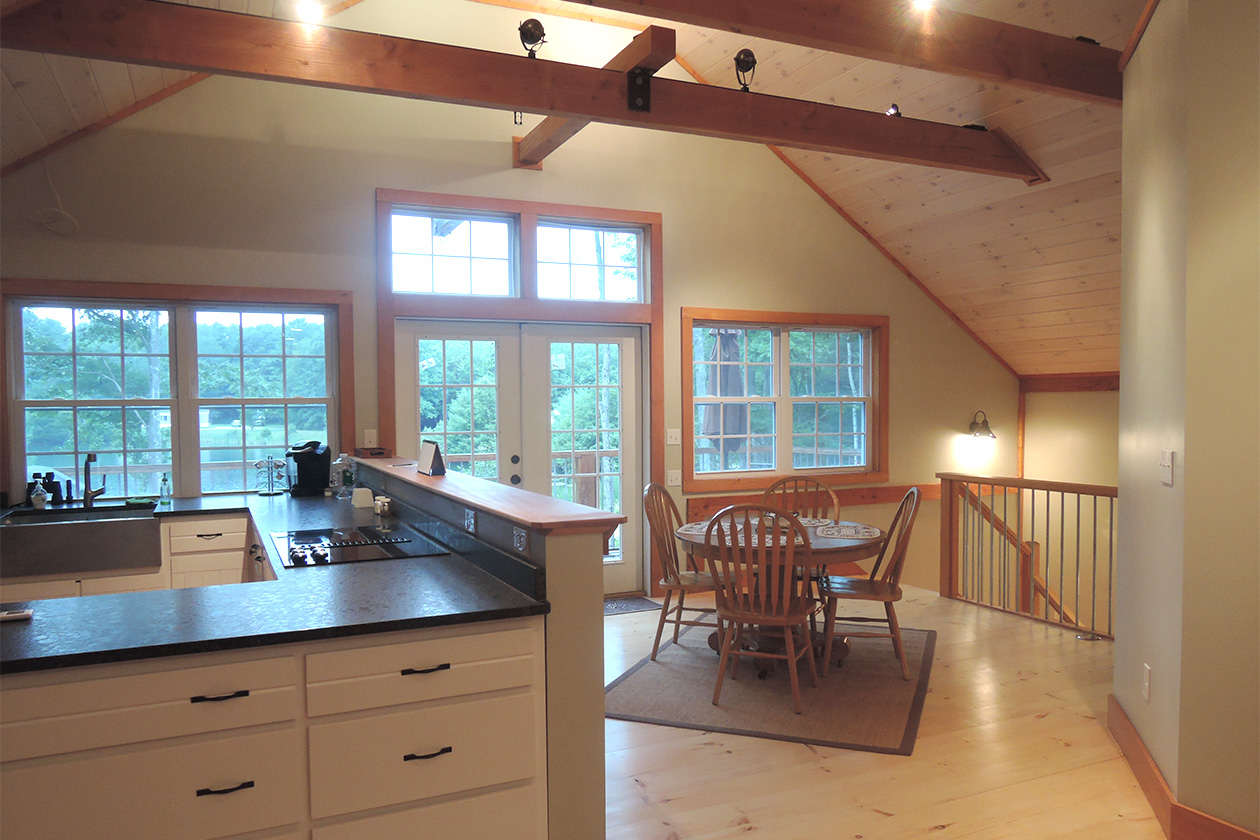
[10,296,341,499]
[682,308,889,492]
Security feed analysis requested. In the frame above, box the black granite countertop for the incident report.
[0,494,548,674]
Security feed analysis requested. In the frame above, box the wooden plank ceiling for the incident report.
[0,0,1143,378]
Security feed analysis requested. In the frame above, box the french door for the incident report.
[395,320,644,594]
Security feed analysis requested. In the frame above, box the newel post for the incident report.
[937,474,961,598]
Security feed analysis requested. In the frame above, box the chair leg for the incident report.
[801,622,819,688]
[650,591,673,661]
[674,590,686,643]
[885,601,910,680]
[712,621,739,706]
[729,623,744,682]
[782,625,803,714]
[821,597,837,677]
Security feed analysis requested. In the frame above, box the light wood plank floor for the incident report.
[603,586,1163,839]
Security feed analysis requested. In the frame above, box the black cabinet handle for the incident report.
[196,533,224,540]
[400,663,450,676]
[196,780,255,797]
[403,746,452,762]
[190,689,250,703]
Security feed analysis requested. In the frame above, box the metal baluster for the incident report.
[1074,493,1082,630]
[1108,496,1115,636]
[1058,492,1066,626]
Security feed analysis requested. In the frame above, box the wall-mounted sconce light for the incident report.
[734,49,757,92]
[968,410,996,438]
[885,103,902,117]
[519,19,546,58]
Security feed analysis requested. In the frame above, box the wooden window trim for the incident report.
[680,307,890,494]
[374,188,665,496]
[0,277,355,497]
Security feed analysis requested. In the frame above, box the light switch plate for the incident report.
[363,429,378,447]
[666,469,682,486]
[666,428,682,445]
[1160,450,1175,487]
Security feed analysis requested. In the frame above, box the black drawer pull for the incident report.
[196,533,224,540]
[400,663,451,676]
[403,746,453,762]
[190,689,250,703]
[196,780,255,797]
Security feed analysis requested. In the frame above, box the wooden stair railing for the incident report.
[939,473,1115,637]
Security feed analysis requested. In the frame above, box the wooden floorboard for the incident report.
[603,586,1164,839]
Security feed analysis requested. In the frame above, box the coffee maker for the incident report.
[286,441,331,496]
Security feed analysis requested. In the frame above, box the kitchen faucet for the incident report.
[82,453,106,508]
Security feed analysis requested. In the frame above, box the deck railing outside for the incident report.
[937,473,1118,639]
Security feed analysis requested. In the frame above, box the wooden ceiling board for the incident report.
[0,0,1147,376]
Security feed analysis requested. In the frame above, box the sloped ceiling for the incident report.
[0,0,1145,379]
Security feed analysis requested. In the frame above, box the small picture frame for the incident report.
[416,439,446,476]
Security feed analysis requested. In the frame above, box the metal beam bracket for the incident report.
[627,67,651,112]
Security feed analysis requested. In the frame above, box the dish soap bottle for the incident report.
[159,473,172,506]
[30,482,48,510]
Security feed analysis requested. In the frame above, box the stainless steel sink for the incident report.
[0,506,161,579]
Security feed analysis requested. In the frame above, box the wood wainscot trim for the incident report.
[1108,695,1260,840]
[1019,372,1120,392]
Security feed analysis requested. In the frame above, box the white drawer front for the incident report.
[167,515,248,540]
[312,783,543,840]
[1,657,296,761]
[309,692,537,818]
[307,627,537,716]
[0,729,302,840]
[171,530,247,554]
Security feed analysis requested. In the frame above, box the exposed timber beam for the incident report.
[0,0,1047,182]
[515,25,676,168]
[553,0,1124,106]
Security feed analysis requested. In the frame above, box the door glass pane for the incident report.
[549,341,623,554]
[416,339,500,478]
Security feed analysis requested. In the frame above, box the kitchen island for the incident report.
[0,465,622,840]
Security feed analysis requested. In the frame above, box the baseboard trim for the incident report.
[1108,695,1259,840]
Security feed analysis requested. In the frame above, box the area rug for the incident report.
[605,625,936,755]
[604,596,662,615]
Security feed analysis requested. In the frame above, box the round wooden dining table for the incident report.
[673,518,886,664]
[673,518,885,571]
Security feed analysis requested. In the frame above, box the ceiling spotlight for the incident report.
[885,103,902,117]
[912,0,935,11]
[519,19,546,58]
[734,49,757,92]
[968,411,997,439]
[295,0,323,23]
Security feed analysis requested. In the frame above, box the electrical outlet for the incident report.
[464,508,477,532]
[1143,663,1151,702]
[364,429,379,448]
[666,428,682,445]
[666,469,682,486]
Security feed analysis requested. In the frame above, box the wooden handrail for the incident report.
[936,472,1118,498]
[941,472,1112,636]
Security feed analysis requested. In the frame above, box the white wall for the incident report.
[1118,0,1260,831]
[1024,391,1119,486]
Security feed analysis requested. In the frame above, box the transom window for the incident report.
[12,300,338,498]
[682,308,889,492]
[388,204,646,303]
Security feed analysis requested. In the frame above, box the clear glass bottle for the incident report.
[331,453,354,499]
[159,473,172,506]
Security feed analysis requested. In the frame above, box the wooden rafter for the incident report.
[553,0,1124,106]
[515,25,676,168]
[0,0,1048,183]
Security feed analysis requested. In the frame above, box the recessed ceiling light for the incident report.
[296,0,324,24]
[912,0,935,10]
